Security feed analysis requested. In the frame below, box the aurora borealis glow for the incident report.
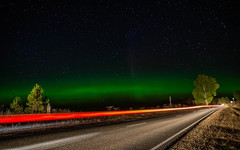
[0,74,239,108]
[0,1,239,110]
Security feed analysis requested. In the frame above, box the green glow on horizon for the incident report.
[0,74,239,105]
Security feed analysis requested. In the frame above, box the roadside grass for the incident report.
[213,137,240,150]
[231,106,240,116]
[171,105,240,150]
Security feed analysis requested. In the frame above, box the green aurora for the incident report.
[0,74,239,107]
[1,1,240,111]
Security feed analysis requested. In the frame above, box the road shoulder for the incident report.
[170,106,240,150]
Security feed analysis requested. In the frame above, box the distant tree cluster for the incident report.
[192,74,220,105]
[218,97,230,104]
[234,91,240,100]
[10,84,50,114]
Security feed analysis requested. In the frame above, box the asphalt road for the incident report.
[0,107,221,150]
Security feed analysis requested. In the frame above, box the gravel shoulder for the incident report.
[170,106,240,150]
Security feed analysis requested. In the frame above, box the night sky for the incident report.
[0,1,239,109]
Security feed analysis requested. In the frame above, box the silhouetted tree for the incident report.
[211,97,218,105]
[192,74,220,105]
[25,84,46,113]
[42,96,50,112]
[218,97,230,104]
[10,97,23,114]
[233,91,240,100]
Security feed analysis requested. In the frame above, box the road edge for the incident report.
[150,107,221,150]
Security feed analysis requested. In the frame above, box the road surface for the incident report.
[0,107,221,150]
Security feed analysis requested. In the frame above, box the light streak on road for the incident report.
[0,105,221,124]
[7,132,100,150]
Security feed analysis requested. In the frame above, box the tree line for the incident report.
[10,84,50,114]
[8,74,240,114]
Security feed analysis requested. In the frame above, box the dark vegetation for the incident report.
[171,103,240,150]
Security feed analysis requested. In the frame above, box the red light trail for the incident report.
[0,105,221,124]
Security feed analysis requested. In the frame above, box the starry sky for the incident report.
[0,1,239,109]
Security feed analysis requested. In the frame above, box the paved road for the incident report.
[0,107,221,150]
